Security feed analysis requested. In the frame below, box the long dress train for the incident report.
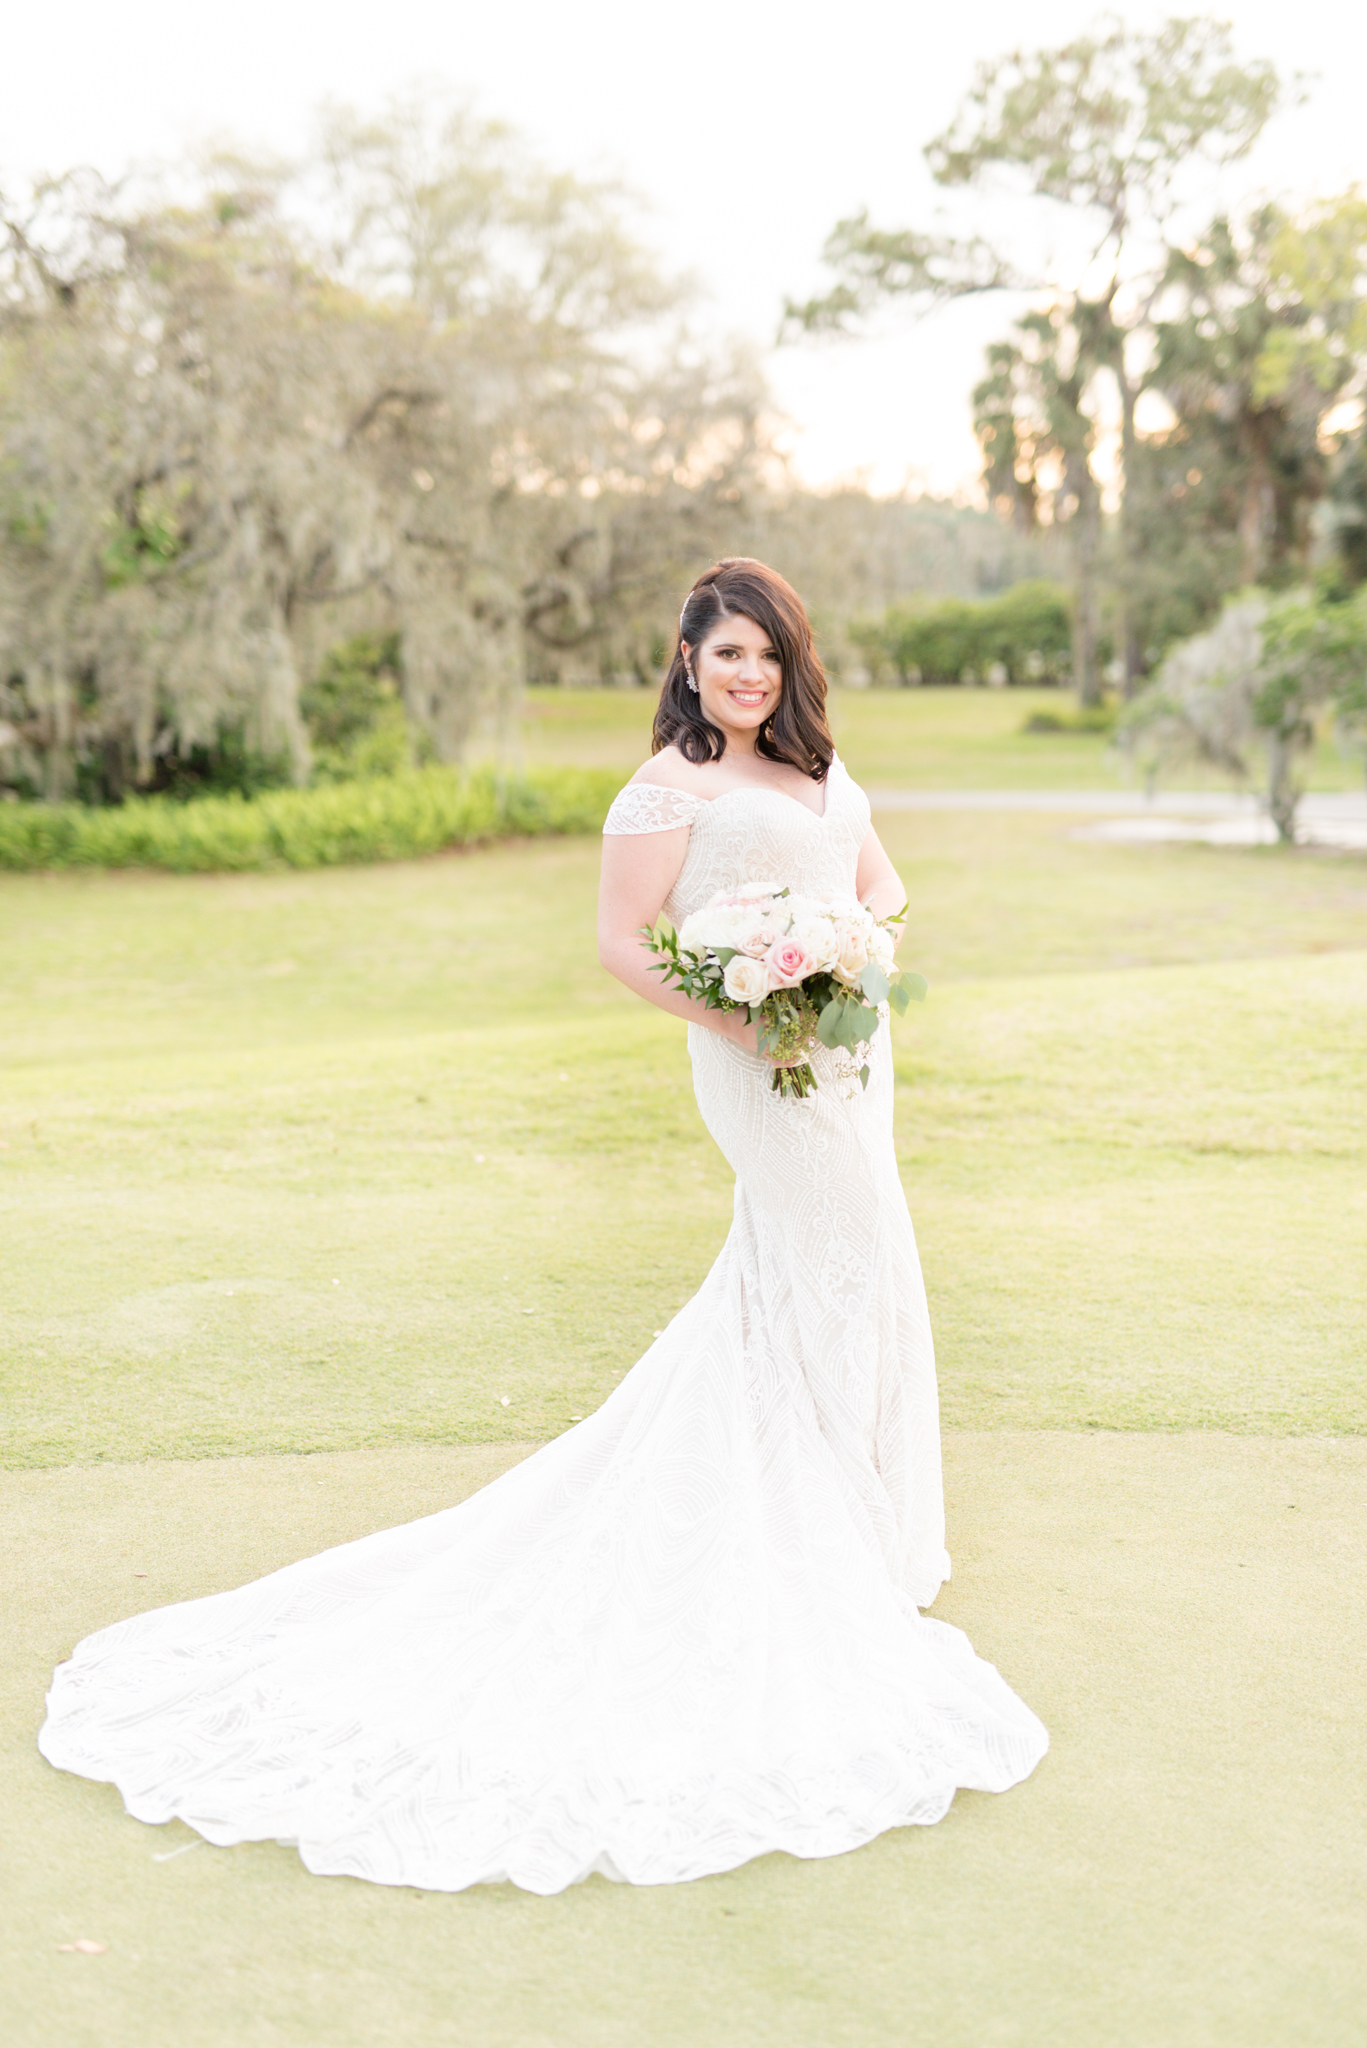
[38,761,1048,1893]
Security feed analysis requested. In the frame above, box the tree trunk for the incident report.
[1071,468,1103,707]
[1237,422,1272,586]
[40,667,74,803]
[1265,729,1300,844]
[1115,356,1143,696]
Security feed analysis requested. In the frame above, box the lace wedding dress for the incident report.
[39,759,1047,1893]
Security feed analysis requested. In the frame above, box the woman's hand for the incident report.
[599,803,910,1050]
[718,1005,762,1056]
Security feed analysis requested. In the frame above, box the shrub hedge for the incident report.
[0,764,622,874]
[851,580,1074,686]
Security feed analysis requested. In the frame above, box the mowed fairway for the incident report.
[4,812,1365,1459]
[3,694,1366,2047]
[515,678,1367,791]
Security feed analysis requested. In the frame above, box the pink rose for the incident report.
[764,936,814,989]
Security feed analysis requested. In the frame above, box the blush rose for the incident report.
[763,937,815,989]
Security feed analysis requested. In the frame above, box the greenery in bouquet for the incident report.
[643,885,927,1099]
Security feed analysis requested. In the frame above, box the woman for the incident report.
[39,558,1046,1894]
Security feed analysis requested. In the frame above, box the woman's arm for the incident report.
[855,826,908,936]
[597,830,755,1047]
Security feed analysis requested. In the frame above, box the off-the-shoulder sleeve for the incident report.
[602,783,710,836]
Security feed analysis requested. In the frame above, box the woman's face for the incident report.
[682,612,782,744]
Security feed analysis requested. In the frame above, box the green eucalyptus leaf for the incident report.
[816,996,846,1049]
[833,1007,864,1051]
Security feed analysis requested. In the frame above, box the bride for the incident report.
[39,557,1047,1894]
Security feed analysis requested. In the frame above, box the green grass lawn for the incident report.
[3,722,1365,2047]
[3,816,1364,1463]
[514,681,1367,792]
[6,1433,1364,2048]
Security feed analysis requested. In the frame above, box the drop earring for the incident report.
[685,668,699,693]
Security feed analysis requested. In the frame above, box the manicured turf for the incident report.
[5,1434,1364,2048]
[3,817,1365,1465]
[4,701,1364,2045]
[516,680,1367,792]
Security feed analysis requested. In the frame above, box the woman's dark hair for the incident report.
[652,558,834,780]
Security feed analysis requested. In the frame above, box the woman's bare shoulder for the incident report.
[626,746,717,794]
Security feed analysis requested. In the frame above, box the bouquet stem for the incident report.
[769,1059,818,1099]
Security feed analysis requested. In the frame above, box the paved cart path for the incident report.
[867,787,1367,815]
[868,788,1367,847]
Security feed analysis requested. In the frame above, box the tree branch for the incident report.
[782,215,1033,338]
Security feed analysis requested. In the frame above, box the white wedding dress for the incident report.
[39,759,1047,1893]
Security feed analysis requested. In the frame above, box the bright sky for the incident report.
[5,1,1365,496]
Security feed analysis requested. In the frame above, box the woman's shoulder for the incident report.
[604,752,714,837]
[625,746,715,794]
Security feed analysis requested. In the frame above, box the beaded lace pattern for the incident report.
[602,783,710,835]
[39,755,1048,1895]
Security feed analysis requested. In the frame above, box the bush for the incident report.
[852,580,1074,686]
[0,765,621,874]
[1021,704,1117,735]
[1116,588,1367,840]
[300,632,425,783]
[70,719,296,807]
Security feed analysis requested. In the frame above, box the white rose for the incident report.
[677,911,706,953]
[869,925,896,971]
[700,908,745,950]
[723,954,769,1005]
[834,922,870,983]
[733,880,775,901]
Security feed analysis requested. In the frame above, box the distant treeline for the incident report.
[14,56,1365,808]
[0,104,1059,810]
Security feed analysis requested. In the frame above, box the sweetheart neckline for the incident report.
[631,758,841,825]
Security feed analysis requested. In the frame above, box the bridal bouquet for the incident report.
[644,884,926,1099]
